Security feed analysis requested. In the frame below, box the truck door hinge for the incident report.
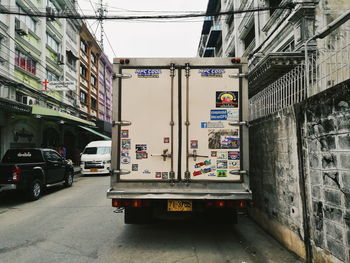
[113,120,132,127]
[229,73,247,78]
[228,121,250,127]
[113,73,132,79]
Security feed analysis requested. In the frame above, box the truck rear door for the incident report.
[181,65,242,182]
[117,66,179,181]
[115,59,247,184]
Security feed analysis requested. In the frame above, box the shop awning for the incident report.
[78,125,111,140]
[31,105,95,126]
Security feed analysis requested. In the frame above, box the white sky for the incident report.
[77,0,208,60]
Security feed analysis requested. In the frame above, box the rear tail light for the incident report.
[205,200,214,207]
[132,200,141,208]
[204,200,247,209]
[238,200,246,208]
[112,199,122,207]
[215,200,226,208]
[12,167,21,182]
[112,199,152,208]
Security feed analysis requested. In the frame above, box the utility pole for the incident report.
[96,0,107,50]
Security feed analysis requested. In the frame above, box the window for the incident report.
[47,33,59,53]
[91,53,96,64]
[80,40,87,53]
[91,75,96,87]
[83,147,110,155]
[91,97,97,110]
[269,0,282,16]
[66,23,77,43]
[3,149,43,163]
[16,4,37,33]
[80,65,87,79]
[244,26,255,49]
[80,90,87,104]
[67,54,76,71]
[47,0,60,13]
[15,49,36,75]
[46,69,59,81]
[44,150,62,161]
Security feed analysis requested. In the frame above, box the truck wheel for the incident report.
[124,207,153,224]
[28,180,42,201]
[64,171,74,187]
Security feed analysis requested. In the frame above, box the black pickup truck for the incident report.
[0,148,74,200]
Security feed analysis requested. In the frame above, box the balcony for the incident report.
[206,24,222,47]
[248,52,305,97]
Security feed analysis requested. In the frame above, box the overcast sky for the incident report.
[77,0,208,60]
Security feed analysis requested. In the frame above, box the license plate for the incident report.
[90,168,98,172]
[167,200,192,212]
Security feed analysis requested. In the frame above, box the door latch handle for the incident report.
[151,149,172,161]
[188,150,208,161]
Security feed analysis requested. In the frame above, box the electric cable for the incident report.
[0,3,299,20]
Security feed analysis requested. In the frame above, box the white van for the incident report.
[80,140,111,175]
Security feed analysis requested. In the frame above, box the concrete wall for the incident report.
[249,80,350,262]
[249,107,306,259]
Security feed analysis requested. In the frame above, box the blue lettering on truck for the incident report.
[210,109,227,120]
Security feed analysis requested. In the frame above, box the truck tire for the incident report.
[64,171,74,187]
[28,180,42,201]
[124,207,153,224]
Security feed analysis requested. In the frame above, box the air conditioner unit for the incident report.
[57,54,64,64]
[15,20,28,36]
[22,96,36,105]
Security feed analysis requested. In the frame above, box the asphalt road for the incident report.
[0,176,303,263]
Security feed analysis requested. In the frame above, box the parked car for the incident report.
[80,140,111,176]
[0,148,74,200]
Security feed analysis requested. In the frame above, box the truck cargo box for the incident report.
[107,58,251,223]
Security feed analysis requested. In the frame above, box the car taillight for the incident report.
[12,167,21,182]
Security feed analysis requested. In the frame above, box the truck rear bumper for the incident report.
[0,184,16,193]
[107,186,252,200]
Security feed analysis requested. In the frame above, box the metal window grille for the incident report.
[249,20,350,121]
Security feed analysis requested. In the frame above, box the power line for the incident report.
[0,3,298,20]
[104,31,117,57]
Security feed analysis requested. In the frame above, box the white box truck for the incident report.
[107,58,251,224]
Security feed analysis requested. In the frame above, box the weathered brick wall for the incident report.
[249,107,305,253]
[300,80,350,262]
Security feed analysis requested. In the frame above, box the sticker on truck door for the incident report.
[208,129,239,149]
[216,91,238,108]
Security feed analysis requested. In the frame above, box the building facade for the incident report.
[0,0,112,162]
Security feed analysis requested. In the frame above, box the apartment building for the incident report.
[0,0,112,161]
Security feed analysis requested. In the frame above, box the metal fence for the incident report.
[249,19,350,120]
